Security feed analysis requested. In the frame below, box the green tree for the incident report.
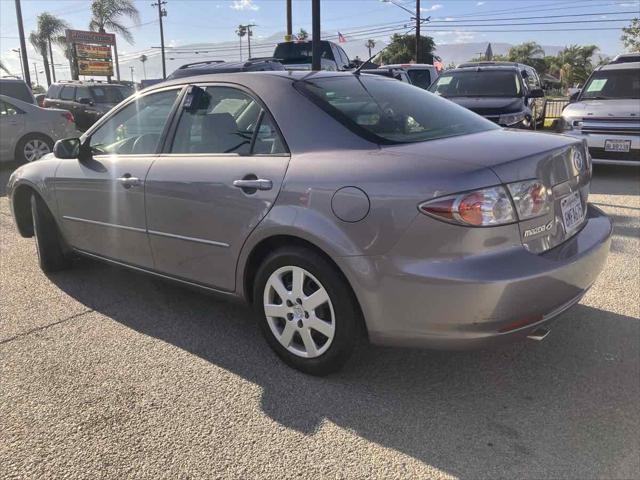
[548,45,599,87]
[297,28,309,41]
[139,54,148,79]
[467,53,508,63]
[36,12,69,83]
[621,18,640,52]
[89,0,140,44]
[365,39,376,58]
[506,41,547,72]
[29,31,52,86]
[378,34,436,64]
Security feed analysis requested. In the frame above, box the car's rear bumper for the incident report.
[344,204,612,349]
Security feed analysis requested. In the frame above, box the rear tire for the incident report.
[31,195,72,273]
[16,134,53,164]
[253,246,361,376]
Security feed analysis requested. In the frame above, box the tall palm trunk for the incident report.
[42,53,52,86]
[48,38,56,82]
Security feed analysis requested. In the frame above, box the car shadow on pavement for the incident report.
[49,257,640,479]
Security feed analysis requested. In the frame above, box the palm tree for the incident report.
[139,54,147,79]
[365,39,376,58]
[29,31,51,86]
[89,0,140,45]
[36,12,69,83]
[236,25,247,61]
[0,59,11,76]
[297,28,309,41]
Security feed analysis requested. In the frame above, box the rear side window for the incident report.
[47,85,61,98]
[407,69,432,89]
[297,75,497,144]
[170,86,287,155]
[59,86,75,101]
[0,81,33,103]
[75,86,91,101]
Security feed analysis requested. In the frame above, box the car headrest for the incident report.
[202,112,237,135]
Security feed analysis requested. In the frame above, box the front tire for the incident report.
[253,247,361,375]
[16,134,53,164]
[31,195,71,272]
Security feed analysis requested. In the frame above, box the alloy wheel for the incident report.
[24,139,51,162]
[263,266,335,358]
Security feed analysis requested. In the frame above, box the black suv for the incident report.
[167,58,285,80]
[43,81,134,130]
[429,62,546,129]
[273,40,351,71]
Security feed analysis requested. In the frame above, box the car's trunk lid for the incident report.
[383,129,591,253]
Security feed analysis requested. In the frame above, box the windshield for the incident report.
[429,70,522,97]
[296,75,497,144]
[274,42,333,62]
[581,68,640,100]
[90,85,133,104]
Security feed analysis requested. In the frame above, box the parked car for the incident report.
[167,58,285,80]
[559,60,639,165]
[43,81,133,131]
[360,67,412,83]
[273,40,351,71]
[8,72,612,375]
[0,94,78,163]
[0,77,35,104]
[429,62,546,128]
[383,63,439,89]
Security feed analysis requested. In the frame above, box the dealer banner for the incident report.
[78,60,114,76]
[76,43,112,60]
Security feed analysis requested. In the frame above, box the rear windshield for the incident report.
[0,81,34,104]
[274,42,333,62]
[90,85,133,103]
[429,70,522,97]
[581,68,640,100]
[296,75,497,144]
[407,69,432,89]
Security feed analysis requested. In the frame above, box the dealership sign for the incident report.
[76,44,112,60]
[66,29,117,79]
[78,60,114,76]
[66,29,115,45]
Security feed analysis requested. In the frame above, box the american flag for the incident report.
[337,32,347,43]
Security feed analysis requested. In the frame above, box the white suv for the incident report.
[559,58,639,165]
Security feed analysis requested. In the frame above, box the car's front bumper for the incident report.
[345,204,612,349]
[564,130,640,166]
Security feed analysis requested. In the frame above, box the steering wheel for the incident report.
[132,134,159,154]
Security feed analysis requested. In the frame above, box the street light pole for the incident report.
[33,62,39,86]
[415,0,420,63]
[152,0,167,79]
[130,66,134,83]
[14,0,31,86]
[311,0,321,71]
[286,0,292,40]
[12,48,24,80]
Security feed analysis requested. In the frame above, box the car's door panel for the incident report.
[0,100,26,157]
[144,85,290,291]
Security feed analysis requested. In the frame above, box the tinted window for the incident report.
[0,100,21,115]
[75,86,91,100]
[59,86,75,101]
[47,85,61,99]
[297,75,497,144]
[430,70,522,97]
[0,80,33,103]
[407,69,432,89]
[581,68,640,100]
[90,89,180,155]
[274,42,333,62]
[171,86,286,155]
[90,85,133,104]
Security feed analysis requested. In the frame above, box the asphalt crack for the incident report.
[0,309,93,346]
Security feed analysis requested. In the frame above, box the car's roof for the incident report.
[384,63,436,69]
[445,65,521,73]
[599,61,640,71]
[0,78,27,83]
[50,82,128,87]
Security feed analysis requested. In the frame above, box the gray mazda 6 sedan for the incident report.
[8,71,613,375]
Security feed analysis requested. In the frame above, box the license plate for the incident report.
[604,139,631,152]
[560,191,584,232]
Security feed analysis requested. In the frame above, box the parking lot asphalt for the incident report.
[0,163,638,480]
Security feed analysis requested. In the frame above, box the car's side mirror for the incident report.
[53,138,81,159]
[569,90,581,103]
[528,88,544,98]
[78,97,94,105]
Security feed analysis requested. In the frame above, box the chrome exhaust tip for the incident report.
[527,326,551,342]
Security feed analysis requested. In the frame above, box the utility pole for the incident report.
[12,48,24,80]
[415,0,420,63]
[246,24,255,59]
[236,25,246,61]
[14,0,31,86]
[286,0,292,41]
[151,0,167,79]
[311,0,321,71]
[33,62,39,86]
[129,66,134,83]
[237,24,256,59]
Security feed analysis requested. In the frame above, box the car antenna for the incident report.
[353,46,386,75]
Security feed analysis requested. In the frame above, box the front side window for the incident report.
[297,75,497,144]
[581,68,640,100]
[59,86,75,101]
[89,89,180,155]
[170,86,286,155]
[429,70,522,97]
[75,86,91,101]
[0,100,20,116]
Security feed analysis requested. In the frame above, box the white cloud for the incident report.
[432,30,476,43]
[421,3,443,12]
[230,0,259,11]
[476,1,486,5]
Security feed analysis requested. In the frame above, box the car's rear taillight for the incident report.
[61,111,74,124]
[507,180,551,220]
[419,186,516,227]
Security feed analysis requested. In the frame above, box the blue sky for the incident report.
[1,0,638,82]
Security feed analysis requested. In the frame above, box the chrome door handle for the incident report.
[232,179,273,191]
[117,176,142,188]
